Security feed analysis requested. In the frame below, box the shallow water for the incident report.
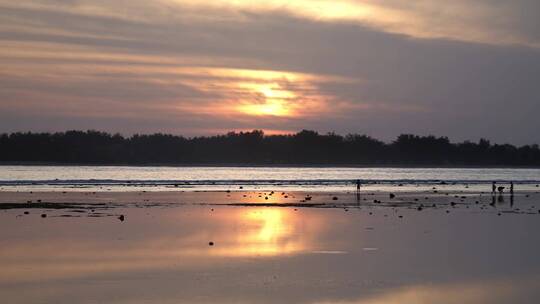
[1,204,539,303]
[1,166,540,192]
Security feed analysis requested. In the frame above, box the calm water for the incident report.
[2,166,540,303]
[1,205,539,303]
[1,166,540,192]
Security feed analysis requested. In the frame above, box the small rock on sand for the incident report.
[41,214,47,218]
[209,241,214,246]
[118,215,125,221]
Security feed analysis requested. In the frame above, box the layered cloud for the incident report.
[1,0,540,143]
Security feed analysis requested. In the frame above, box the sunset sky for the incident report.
[1,1,540,143]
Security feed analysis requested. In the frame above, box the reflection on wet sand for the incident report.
[317,277,540,304]
[1,203,540,304]
[0,206,320,284]
[213,208,309,256]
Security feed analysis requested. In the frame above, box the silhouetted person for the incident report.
[510,182,514,195]
[492,181,496,194]
[498,186,505,194]
[356,180,361,192]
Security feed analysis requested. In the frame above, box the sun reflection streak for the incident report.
[212,208,306,256]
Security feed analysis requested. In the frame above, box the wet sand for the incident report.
[1,188,539,214]
[1,189,540,303]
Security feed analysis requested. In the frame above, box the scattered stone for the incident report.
[209,241,214,246]
[41,214,47,218]
[118,215,125,221]
[389,193,395,199]
[24,211,29,215]
[332,196,338,200]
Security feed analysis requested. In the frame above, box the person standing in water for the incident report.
[492,181,496,194]
[510,181,514,195]
[355,179,361,204]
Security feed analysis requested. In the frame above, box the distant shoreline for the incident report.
[1,162,540,169]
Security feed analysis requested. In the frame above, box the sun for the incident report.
[238,101,290,116]
[237,83,297,117]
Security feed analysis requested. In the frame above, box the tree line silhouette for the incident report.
[0,130,539,166]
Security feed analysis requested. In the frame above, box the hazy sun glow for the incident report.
[210,208,306,256]
[236,83,297,116]
[172,67,343,118]
[238,100,291,117]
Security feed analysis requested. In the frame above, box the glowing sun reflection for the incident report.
[212,208,306,256]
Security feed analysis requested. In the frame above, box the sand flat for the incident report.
[1,190,540,303]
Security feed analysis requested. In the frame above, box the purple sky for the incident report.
[1,1,540,144]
